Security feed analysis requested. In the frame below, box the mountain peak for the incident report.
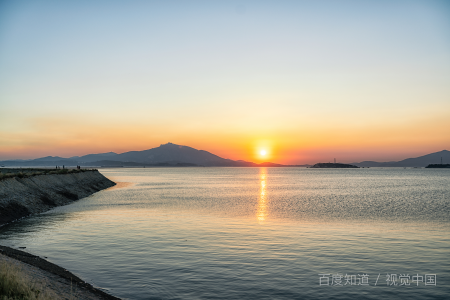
[160,142,177,147]
[159,142,188,150]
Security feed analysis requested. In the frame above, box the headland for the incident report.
[425,164,450,168]
[0,168,115,226]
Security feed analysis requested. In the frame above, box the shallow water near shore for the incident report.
[1,168,449,299]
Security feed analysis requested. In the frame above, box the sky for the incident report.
[1,0,449,164]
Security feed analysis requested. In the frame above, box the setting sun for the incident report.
[260,150,267,156]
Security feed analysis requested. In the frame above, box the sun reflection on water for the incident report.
[257,168,267,223]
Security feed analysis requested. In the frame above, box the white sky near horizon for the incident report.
[0,0,449,163]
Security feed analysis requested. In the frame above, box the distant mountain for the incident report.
[0,143,298,167]
[393,150,450,167]
[110,143,234,166]
[75,152,118,162]
[32,156,67,162]
[352,150,450,167]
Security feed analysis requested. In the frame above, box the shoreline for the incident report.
[0,244,121,300]
[0,170,119,298]
[0,170,116,226]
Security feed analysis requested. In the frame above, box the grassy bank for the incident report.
[0,259,58,300]
[0,246,120,300]
[0,168,96,181]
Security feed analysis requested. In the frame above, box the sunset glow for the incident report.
[0,3,449,298]
[0,1,449,164]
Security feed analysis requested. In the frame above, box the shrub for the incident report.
[0,259,57,300]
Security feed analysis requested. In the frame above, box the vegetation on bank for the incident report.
[0,259,58,300]
[0,168,97,181]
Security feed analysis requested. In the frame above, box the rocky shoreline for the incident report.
[0,170,115,226]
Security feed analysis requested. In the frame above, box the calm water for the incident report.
[1,168,449,299]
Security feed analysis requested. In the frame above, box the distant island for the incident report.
[310,163,359,168]
[425,164,450,168]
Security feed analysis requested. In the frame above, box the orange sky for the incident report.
[0,110,448,164]
[1,1,449,164]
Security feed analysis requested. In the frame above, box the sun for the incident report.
[260,149,267,156]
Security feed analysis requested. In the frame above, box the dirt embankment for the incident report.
[0,170,115,226]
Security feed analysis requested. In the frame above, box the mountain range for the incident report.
[0,143,449,168]
[350,150,450,167]
[0,143,293,167]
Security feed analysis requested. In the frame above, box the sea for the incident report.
[0,167,449,299]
